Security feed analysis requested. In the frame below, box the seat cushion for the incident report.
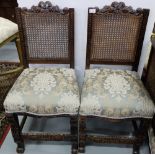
[0,17,18,44]
[80,68,155,119]
[4,68,80,115]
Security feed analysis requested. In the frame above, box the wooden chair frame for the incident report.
[142,24,155,136]
[0,32,18,47]
[5,2,78,153]
[0,32,23,65]
[79,2,151,154]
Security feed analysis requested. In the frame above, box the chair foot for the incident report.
[71,146,78,154]
[16,143,25,154]
[71,140,78,154]
[133,145,140,154]
[78,146,85,153]
[6,114,25,153]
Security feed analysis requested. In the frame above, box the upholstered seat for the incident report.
[0,17,18,44]
[80,68,155,119]
[4,68,80,115]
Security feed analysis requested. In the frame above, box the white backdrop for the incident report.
[18,0,155,85]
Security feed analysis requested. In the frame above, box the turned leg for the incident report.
[79,116,86,153]
[132,119,150,154]
[6,113,25,153]
[70,116,78,154]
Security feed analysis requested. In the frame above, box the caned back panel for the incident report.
[16,8,74,67]
[86,5,149,70]
[22,13,69,59]
[90,14,143,63]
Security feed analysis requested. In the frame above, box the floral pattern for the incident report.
[104,73,131,101]
[80,94,102,115]
[4,68,80,115]
[60,68,75,77]
[85,69,100,79]
[56,91,79,113]
[4,91,26,112]
[30,71,56,98]
[80,68,155,119]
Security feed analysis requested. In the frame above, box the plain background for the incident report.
[18,0,155,84]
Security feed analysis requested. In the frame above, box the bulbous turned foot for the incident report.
[71,143,78,154]
[72,148,78,154]
[16,144,25,154]
[133,145,140,154]
[78,146,85,153]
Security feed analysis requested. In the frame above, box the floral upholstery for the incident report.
[80,68,155,119]
[0,17,18,44]
[4,68,80,115]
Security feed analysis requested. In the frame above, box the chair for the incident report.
[146,24,155,153]
[0,17,22,67]
[79,2,155,153]
[0,17,23,112]
[0,17,23,148]
[4,1,80,153]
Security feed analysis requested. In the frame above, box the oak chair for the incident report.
[79,2,155,153]
[3,1,80,153]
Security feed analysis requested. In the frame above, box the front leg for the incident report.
[132,119,150,154]
[6,113,25,153]
[79,116,86,153]
[70,116,78,154]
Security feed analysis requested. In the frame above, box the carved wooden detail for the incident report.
[21,1,69,14]
[94,2,143,16]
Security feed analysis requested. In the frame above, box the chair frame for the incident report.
[0,32,18,47]
[79,2,151,154]
[5,2,78,154]
[142,23,155,134]
[0,32,23,65]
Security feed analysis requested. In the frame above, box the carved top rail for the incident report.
[20,1,69,14]
[91,2,143,16]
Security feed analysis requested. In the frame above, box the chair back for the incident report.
[16,1,74,68]
[86,2,149,71]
